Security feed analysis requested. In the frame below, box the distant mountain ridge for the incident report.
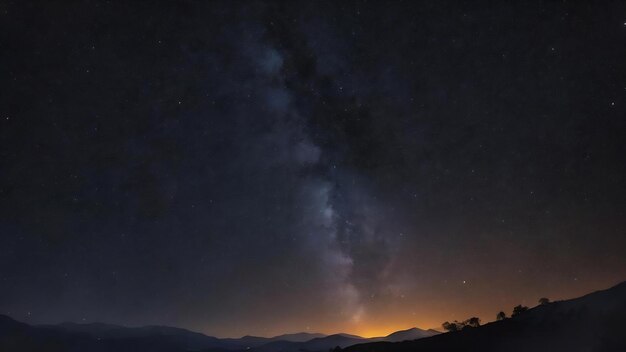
[43,321,226,350]
[220,332,328,348]
[16,278,626,352]
[383,327,441,342]
[217,328,439,352]
[3,282,625,352]
[273,332,328,342]
[0,314,436,352]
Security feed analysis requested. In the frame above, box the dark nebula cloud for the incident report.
[1,0,626,337]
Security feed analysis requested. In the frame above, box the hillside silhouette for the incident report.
[1,281,625,352]
[344,281,626,352]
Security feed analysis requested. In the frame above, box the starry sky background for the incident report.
[1,0,626,338]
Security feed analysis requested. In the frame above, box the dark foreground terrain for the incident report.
[345,281,626,352]
[1,281,625,352]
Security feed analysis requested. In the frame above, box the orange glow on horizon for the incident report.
[328,318,445,338]
[197,277,626,339]
[353,326,416,338]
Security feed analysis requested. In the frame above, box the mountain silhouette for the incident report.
[0,315,436,352]
[248,329,439,352]
[273,332,328,342]
[3,281,625,352]
[0,314,198,352]
[294,333,366,350]
[343,280,626,352]
[382,327,439,342]
[43,321,227,350]
[249,333,365,352]
[220,332,328,348]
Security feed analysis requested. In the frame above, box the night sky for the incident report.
[1,0,626,338]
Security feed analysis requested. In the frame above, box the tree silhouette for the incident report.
[464,317,481,328]
[538,297,550,305]
[512,305,529,317]
[442,321,461,332]
[443,317,481,332]
[496,311,506,321]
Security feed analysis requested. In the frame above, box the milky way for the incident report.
[1,1,626,337]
